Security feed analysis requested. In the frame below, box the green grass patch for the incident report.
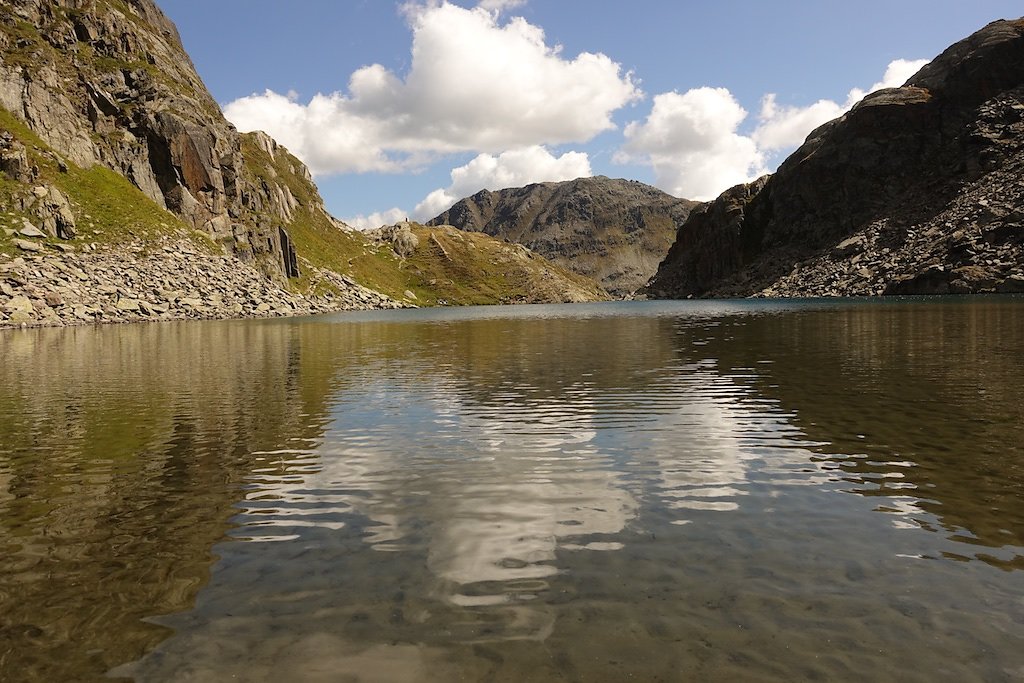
[58,163,189,245]
[0,105,197,256]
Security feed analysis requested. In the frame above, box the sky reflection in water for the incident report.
[1,299,1023,681]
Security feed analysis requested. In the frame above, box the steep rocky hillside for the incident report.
[429,176,699,296]
[646,18,1024,299]
[0,0,305,276]
[0,0,606,327]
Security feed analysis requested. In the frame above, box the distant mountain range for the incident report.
[429,176,699,297]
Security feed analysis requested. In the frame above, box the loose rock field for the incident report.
[0,237,402,329]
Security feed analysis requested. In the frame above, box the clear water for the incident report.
[1,299,1022,682]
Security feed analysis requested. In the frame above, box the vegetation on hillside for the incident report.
[239,133,608,305]
[0,105,201,258]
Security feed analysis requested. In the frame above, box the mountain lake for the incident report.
[1,298,1022,682]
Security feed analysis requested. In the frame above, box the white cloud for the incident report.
[224,2,639,176]
[617,88,766,201]
[413,145,592,219]
[619,59,929,200]
[342,207,409,232]
[751,95,845,153]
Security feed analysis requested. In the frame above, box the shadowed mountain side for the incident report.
[646,18,1024,298]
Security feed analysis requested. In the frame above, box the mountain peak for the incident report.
[429,177,699,296]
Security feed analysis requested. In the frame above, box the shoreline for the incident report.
[0,237,405,331]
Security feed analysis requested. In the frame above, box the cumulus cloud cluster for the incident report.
[225,2,638,176]
[617,87,766,202]
[227,0,928,225]
[619,58,928,200]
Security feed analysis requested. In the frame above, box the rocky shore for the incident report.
[0,238,402,330]
[757,193,1024,298]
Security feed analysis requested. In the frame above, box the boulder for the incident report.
[13,239,42,252]
[18,220,47,238]
[43,186,77,239]
[884,266,951,295]
[2,295,33,314]
[115,298,140,312]
[0,135,31,183]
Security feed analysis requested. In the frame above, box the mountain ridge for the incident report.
[429,175,699,296]
[645,18,1024,298]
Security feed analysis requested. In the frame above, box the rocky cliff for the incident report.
[646,18,1024,298]
[0,0,608,328]
[0,0,315,279]
[429,176,699,297]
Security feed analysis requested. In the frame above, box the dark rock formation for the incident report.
[429,176,699,296]
[646,18,1024,298]
[278,227,299,278]
[646,177,769,297]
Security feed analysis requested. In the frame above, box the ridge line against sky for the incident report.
[157,0,1022,229]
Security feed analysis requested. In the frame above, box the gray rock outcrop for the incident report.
[367,221,420,258]
[0,0,307,280]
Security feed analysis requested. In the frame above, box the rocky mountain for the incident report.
[429,176,699,296]
[0,0,605,328]
[0,0,309,277]
[646,18,1024,299]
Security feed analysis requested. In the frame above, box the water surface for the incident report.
[1,298,1022,681]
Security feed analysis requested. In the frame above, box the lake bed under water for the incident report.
[1,298,1022,681]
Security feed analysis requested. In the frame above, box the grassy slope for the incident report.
[240,134,608,305]
[399,225,609,305]
[0,106,205,257]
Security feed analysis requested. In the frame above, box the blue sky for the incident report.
[158,1,1021,227]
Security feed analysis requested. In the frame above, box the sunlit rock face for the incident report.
[0,0,334,279]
